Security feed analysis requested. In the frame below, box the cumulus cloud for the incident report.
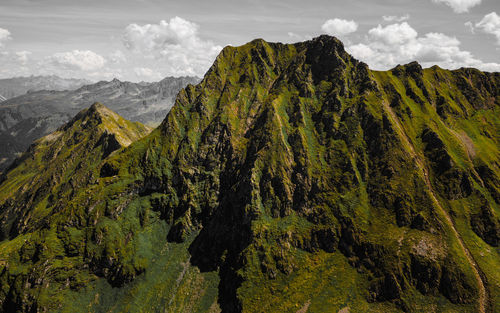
[122,17,222,76]
[1,17,222,81]
[368,22,417,46]
[383,14,410,22]
[0,28,12,48]
[431,0,481,13]
[321,18,358,38]
[475,12,500,45]
[346,22,500,72]
[47,50,106,71]
[0,51,33,77]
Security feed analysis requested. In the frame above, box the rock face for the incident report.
[0,76,199,172]
[0,75,91,100]
[0,36,499,312]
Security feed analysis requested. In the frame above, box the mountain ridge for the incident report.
[0,35,499,312]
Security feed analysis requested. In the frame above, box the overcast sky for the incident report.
[0,0,499,82]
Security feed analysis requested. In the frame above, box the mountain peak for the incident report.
[244,35,343,49]
[181,35,370,123]
[86,102,119,122]
[89,101,106,111]
[309,34,344,47]
[67,102,113,127]
[0,103,152,238]
[64,102,151,148]
[391,61,423,77]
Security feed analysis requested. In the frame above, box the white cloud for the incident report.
[285,32,303,43]
[122,16,222,76]
[15,51,31,65]
[0,28,12,48]
[431,0,481,13]
[368,22,417,46]
[0,51,32,77]
[475,12,500,45]
[88,70,122,81]
[321,18,358,37]
[0,49,120,80]
[287,32,303,41]
[134,67,163,81]
[346,43,374,60]
[383,14,410,22]
[47,50,106,71]
[1,17,223,81]
[346,22,500,72]
[285,32,312,43]
[464,21,475,33]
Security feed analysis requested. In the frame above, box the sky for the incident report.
[0,0,499,82]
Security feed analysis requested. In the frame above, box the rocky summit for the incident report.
[0,35,499,312]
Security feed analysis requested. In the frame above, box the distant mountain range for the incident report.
[0,76,199,171]
[0,75,92,100]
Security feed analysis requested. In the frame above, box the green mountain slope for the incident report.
[0,102,152,239]
[0,36,499,313]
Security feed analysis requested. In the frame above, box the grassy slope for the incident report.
[372,66,500,311]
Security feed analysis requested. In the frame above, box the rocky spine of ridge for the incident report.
[0,36,499,312]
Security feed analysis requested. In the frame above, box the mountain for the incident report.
[0,76,199,172]
[0,102,152,242]
[0,35,499,312]
[0,75,91,100]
